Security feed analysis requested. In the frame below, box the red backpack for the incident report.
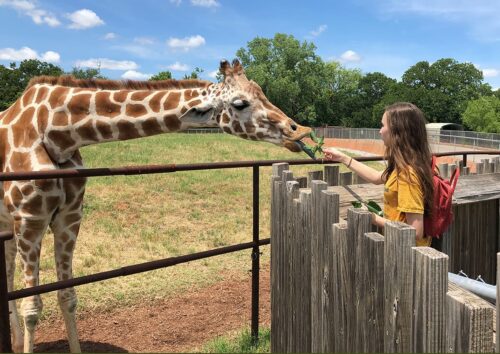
[424,156,460,238]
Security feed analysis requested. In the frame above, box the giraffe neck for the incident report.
[20,82,225,163]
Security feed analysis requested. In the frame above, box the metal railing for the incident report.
[0,150,499,352]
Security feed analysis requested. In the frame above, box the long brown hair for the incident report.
[381,102,434,214]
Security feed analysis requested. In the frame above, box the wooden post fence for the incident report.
[270,162,498,353]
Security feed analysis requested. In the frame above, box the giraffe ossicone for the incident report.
[0,58,311,352]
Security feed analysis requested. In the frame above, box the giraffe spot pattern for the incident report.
[125,104,148,118]
[232,121,244,133]
[23,195,43,215]
[10,151,32,171]
[75,121,99,142]
[117,120,141,140]
[21,185,34,196]
[131,91,150,101]
[184,90,199,101]
[142,119,162,135]
[35,87,49,103]
[163,114,181,131]
[47,130,74,152]
[95,120,113,140]
[22,87,37,107]
[45,196,61,213]
[68,94,91,124]
[1,99,21,124]
[149,91,167,113]
[113,90,130,103]
[164,92,181,111]
[34,144,53,165]
[48,87,68,109]
[244,122,256,134]
[52,110,69,126]
[222,113,230,124]
[37,105,49,132]
[188,99,202,108]
[13,108,37,148]
[96,92,121,118]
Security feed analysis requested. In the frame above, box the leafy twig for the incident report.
[351,200,384,216]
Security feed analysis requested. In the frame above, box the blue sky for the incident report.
[0,0,499,90]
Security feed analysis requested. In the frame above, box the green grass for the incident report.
[11,133,382,320]
[201,327,270,353]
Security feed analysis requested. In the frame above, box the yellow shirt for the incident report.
[384,168,431,247]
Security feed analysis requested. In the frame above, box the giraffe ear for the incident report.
[220,59,232,77]
[179,103,216,124]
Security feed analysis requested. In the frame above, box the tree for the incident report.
[183,67,203,79]
[401,58,487,124]
[69,67,106,79]
[462,96,500,133]
[149,71,172,81]
[237,33,334,125]
[351,72,397,127]
[0,59,63,111]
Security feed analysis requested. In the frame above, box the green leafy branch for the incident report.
[301,131,325,160]
[351,199,383,216]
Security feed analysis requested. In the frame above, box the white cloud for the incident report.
[340,50,361,63]
[0,0,60,27]
[41,50,60,63]
[482,68,499,78]
[0,46,60,63]
[75,58,138,71]
[207,70,218,78]
[103,32,116,40]
[121,70,152,80]
[170,0,182,5]
[134,37,155,45]
[378,0,500,41]
[67,9,104,29]
[190,0,220,8]
[167,61,190,71]
[167,35,205,51]
[309,24,327,37]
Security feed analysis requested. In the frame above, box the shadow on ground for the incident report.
[35,340,128,353]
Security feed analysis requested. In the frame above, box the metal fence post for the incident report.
[251,166,260,345]
[0,231,13,353]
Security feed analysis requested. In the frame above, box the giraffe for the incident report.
[0,59,311,352]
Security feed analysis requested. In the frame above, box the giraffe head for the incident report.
[180,59,311,152]
[218,59,311,152]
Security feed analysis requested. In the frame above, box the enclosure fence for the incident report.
[0,150,499,352]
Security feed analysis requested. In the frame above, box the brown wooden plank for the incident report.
[384,221,416,353]
[332,223,349,352]
[412,247,448,352]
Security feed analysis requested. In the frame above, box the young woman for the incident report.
[324,102,434,246]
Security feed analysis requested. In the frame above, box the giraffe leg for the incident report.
[2,227,23,353]
[50,207,83,353]
[12,217,48,353]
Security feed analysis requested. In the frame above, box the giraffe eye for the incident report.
[231,99,250,110]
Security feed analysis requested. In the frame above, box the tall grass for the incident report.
[12,133,381,319]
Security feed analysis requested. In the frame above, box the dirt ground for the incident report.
[34,267,271,353]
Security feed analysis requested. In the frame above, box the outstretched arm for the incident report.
[323,147,385,185]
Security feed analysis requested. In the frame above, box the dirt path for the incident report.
[34,267,271,353]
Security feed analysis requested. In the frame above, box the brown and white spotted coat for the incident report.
[0,59,310,353]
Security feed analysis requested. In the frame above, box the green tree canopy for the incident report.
[0,59,63,111]
[149,71,172,81]
[462,96,500,133]
[400,58,488,124]
[69,67,106,80]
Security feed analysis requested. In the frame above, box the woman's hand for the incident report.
[323,147,348,163]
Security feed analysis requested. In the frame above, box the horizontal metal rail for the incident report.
[0,151,499,182]
[5,236,270,301]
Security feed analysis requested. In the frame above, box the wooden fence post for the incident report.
[359,232,385,352]
[310,180,328,353]
[384,221,416,353]
[339,171,353,186]
[412,247,448,352]
[320,190,340,353]
[447,283,494,352]
[331,223,349,352]
[348,208,373,352]
[324,165,340,186]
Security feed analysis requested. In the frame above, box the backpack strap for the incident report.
[449,166,460,192]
